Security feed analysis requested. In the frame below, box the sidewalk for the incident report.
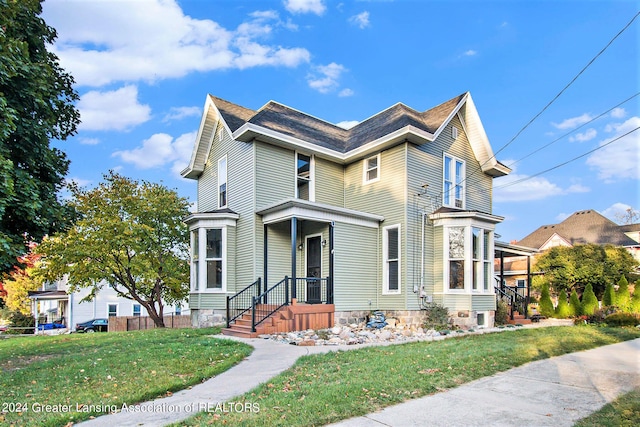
[329,338,640,427]
[76,332,639,427]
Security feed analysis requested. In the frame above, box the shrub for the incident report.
[602,282,616,307]
[495,300,509,325]
[569,289,581,317]
[581,283,598,316]
[423,303,450,331]
[630,285,640,314]
[604,312,640,327]
[554,289,571,318]
[616,276,631,312]
[6,310,35,334]
[539,283,554,317]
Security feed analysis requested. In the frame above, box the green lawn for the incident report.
[176,326,640,427]
[574,388,640,427]
[0,328,252,427]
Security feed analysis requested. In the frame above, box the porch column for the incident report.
[526,254,531,319]
[263,224,268,294]
[329,221,334,304]
[291,217,297,300]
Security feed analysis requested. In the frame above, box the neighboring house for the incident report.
[499,209,640,293]
[181,92,511,335]
[29,278,189,332]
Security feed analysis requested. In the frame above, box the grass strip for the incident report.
[574,388,640,427]
[0,328,252,427]
[177,326,640,426]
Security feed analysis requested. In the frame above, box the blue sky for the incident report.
[42,0,639,243]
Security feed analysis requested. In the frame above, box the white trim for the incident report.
[107,303,118,317]
[382,224,401,295]
[443,152,465,209]
[363,153,381,185]
[218,155,228,209]
[258,199,383,228]
[132,304,141,316]
[295,152,315,202]
[476,311,489,328]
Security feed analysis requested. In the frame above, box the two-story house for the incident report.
[181,92,511,336]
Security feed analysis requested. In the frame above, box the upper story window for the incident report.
[383,224,401,294]
[296,153,314,201]
[363,154,380,184]
[443,154,465,209]
[218,156,227,208]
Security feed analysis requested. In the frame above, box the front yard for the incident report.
[0,327,252,427]
[175,326,640,427]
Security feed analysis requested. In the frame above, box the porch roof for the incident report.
[494,241,538,257]
[28,290,68,301]
[256,198,384,228]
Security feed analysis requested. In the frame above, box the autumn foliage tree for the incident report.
[37,173,190,327]
[1,244,43,314]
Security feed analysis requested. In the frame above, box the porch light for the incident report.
[298,243,304,251]
[322,239,327,247]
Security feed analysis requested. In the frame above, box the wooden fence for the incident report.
[108,314,191,332]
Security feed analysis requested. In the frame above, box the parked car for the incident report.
[75,318,109,333]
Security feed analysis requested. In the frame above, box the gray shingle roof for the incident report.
[517,209,638,249]
[212,93,466,153]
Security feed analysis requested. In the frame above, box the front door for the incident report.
[306,235,322,303]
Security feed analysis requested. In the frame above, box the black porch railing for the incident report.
[293,277,332,304]
[226,278,261,327]
[495,284,529,321]
[226,276,334,332]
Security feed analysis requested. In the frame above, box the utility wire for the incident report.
[505,92,640,170]
[439,10,640,199]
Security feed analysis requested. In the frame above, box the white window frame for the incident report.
[107,303,118,317]
[447,226,466,292]
[452,126,458,139]
[295,152,315,202]
[443,224,495,295]
[132,304,141,317]
[363,153,380,184]
[382,224,401,295]
[443,153,465,209]
[218,155,227,209]
[191,230,199,292]
[476,311,489,328]
[203,228,225,292]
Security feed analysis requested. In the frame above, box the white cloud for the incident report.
[338,88,354,97]
[569,128,597,143]
[112,131,197,174]
[336,120,359,129]
[494,173,589,202]
[586,116,640,182]
[601,202,634,223]
[551,113,594,130]
[349,11,370,29]
[78,137,100,145]
[284,0,326,15]
[162,106,201,123]
[78,85,151,131]
[307,62,346,93]
[555,212,571,222]
[611,107,627,119]
[64,177,92,189]
[463,49,477,56]
[43,0,310,88]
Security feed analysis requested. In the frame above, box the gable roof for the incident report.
[516,209,638,249]
[182,92,511,179]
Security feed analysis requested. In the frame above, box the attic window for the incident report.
[452,127,458,139]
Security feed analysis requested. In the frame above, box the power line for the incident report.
[439,10,640,200]
[505,92,640,170]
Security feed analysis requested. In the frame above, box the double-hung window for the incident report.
[296,153,314,201]
[472,228,492,291]
[191,230,199,291]
[448,227,465,290]
[383,225,401,294]
[363,154,380,184]
[107,304,118,317]
[218,156,227,208]
[443,154,465,208]
[133,304,141,316]
[205,229,223,290]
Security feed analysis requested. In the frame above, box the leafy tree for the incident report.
[630,285,640,314]
[616,275,630,313]
[534,244,637,298]
[1,244,43,314]
[569,289,581,317]
[539,283,554,317]
[602,282,616,307]
[36,173,190,327]
[554,289,571,318]
[0,0,80,274]
[581,283,598,316]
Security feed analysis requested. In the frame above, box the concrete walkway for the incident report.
[76,332,640,427]
[330,338,640,427]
